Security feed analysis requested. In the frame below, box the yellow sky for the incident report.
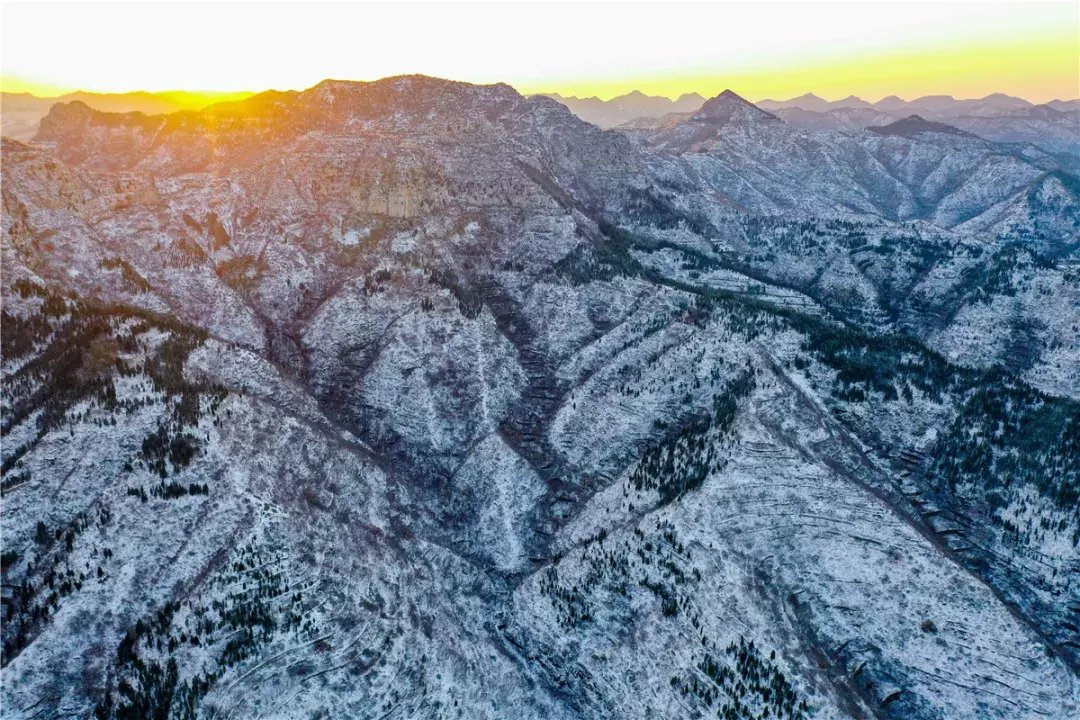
[2,1,1078,103]
[533,31,1080,102]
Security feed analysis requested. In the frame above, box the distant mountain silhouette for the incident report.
[755,92,1046,118]
[1047,98,1080,112]
[537,90,705,128]
[757,92,832,112]
[868,114,974,138]
[1,89,254,141]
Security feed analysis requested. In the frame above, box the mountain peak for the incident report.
[756,92,832,112]
[869,114,973,138]
[676,92,706,103]
[874,95,909,110]
[906,95,961,112]
[1027,103,1067,120]
[709,89,759,106]
[974,92,1032,109]
[690,90,778,125]
[834,94,872,108]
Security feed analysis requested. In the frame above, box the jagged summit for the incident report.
[869,114,974,138]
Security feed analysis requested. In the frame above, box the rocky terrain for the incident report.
[2,75,1078,719]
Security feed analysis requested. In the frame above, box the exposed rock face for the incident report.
[2,76,1078,720]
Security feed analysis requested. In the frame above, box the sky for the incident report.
[2,1,1078,103]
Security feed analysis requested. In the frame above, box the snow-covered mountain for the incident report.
[2,76,1078,720]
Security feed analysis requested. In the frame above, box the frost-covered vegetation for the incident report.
[2,76,1078,719]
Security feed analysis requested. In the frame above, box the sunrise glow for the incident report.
[3,1,1077,103]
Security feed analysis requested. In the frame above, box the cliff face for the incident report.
[2,76,1078,720]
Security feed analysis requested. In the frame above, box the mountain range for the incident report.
[756,94,1080,167]
[5,88,1078,166]
[0,89,255,141]
[538,90,1080,169]
[2,76,1078,719]
[536,90,707,128]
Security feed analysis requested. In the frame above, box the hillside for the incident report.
[2,76,1078,720]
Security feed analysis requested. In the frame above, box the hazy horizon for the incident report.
[3,77,1077,108]
[3,1,1078,104]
